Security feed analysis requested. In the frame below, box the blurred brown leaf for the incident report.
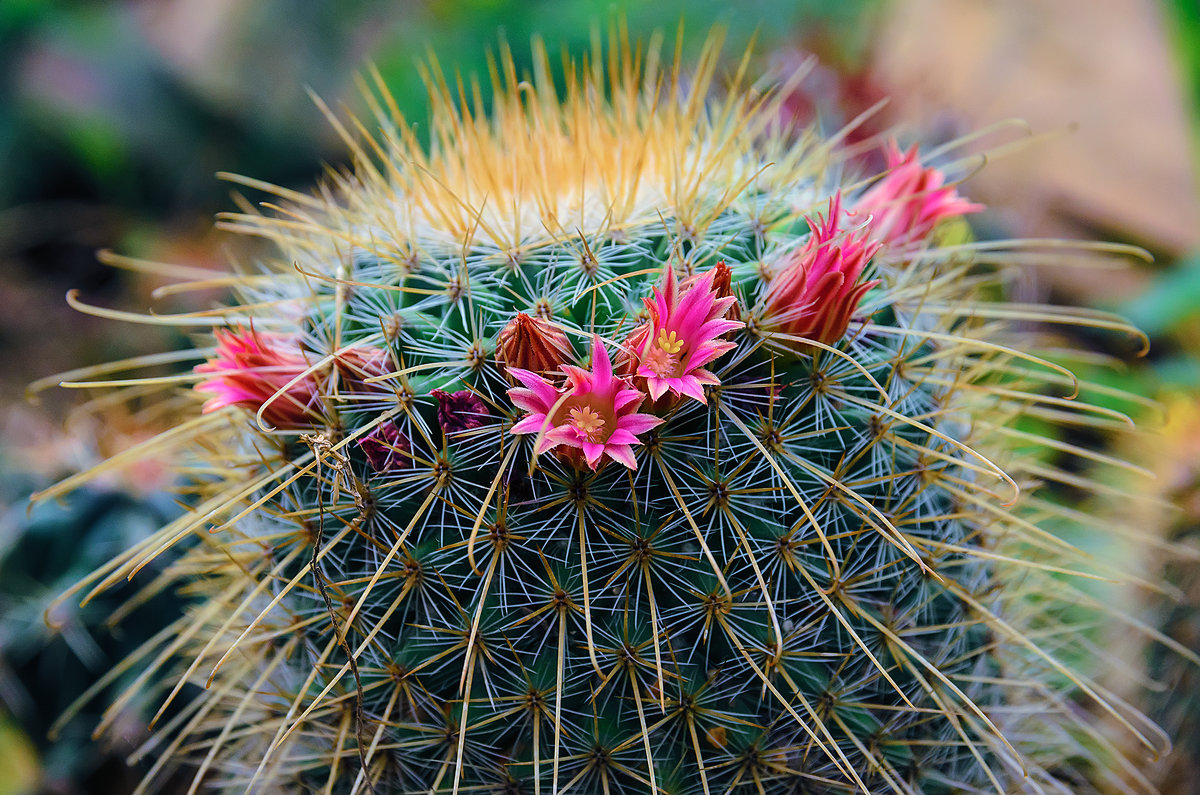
[873,0,1200,299]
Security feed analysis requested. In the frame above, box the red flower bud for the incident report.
[495,313,574,377]
[760,195,879,349]
[195,326,326,430]
[335,345,394,393]
[709,260,742,325]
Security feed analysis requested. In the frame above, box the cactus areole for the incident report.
[52,30,1162,795]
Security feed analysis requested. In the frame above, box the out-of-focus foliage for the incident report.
[1124,255,1200,340]
[1137,394,1200,791]
[0,0,879,221]
[0,452,186,794]
[0,714,38,795]
[1165,0,1200,183]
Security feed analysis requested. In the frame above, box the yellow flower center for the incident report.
[569,406,607,442]
[656,329,684,355]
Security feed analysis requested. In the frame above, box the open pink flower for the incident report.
[625,266,743,404]
[761,194,880,348]
[195,326,326,429]
[854,140,983,248]
[507,336,663,471]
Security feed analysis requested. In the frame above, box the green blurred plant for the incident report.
[0,457,187,794]
[1164,0,1200,186]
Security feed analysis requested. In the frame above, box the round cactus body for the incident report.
[49,32,1165,795]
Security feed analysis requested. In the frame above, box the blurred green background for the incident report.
[0,0,1197,792]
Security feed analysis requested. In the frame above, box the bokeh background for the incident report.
[0,0,1197,793]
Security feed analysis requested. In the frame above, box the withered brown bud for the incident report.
[495,313,574,376]
[430,389,490,434]
[357,420,411,472]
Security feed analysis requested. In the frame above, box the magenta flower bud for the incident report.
[195,326,326,429]
[853,140,983,248]
[761,194,880,349]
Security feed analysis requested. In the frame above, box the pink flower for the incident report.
[507,336,663,471]
[761,194,880,348]
[854,140,983,248]
[626,266,743,404]
[195,326,326,429]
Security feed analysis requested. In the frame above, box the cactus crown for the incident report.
[45,27,1164,795]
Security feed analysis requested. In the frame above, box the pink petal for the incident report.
[645,375,669,401]
[710,294,738,319]
[508,369,560,407]
[508,388,550,414]
[587,336,614,394]
[616,413,665,436]
[675,376,708,404]
[682,338,736,371]
[561,365,592,393]
[606,428,640,446]
[512,413,551,435]
[546,426,582,448]
[613,386,644,413]
[670,288,712,331]
[604,444,638,470]
[582,441,605,469]
[695,318,743,340]
[660,267,678,309]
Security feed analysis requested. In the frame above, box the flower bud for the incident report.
[708,260,741,325]
[357,420,412,472]
[431,389,490,434]
[495,313,574,376]
[195,326,326,430]
[853,140,983,248]
[760,195,879,350]
[335,345,394,393]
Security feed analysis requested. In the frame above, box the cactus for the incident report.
[48,31,1167,794]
